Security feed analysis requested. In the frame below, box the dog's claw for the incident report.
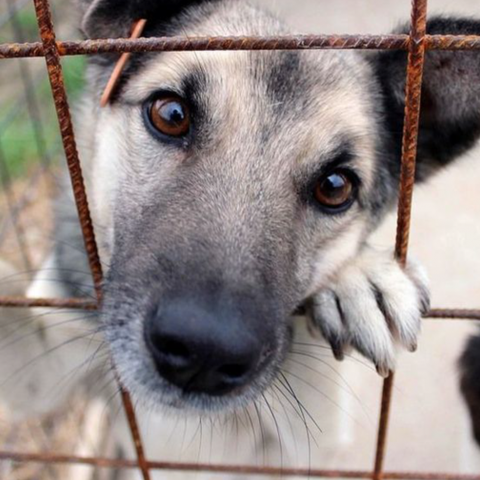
[376,364,391,378]
[330,341,345,361]
[308,246,430,372]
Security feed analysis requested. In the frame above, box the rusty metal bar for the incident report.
[30,1,151,479]
[427,309,480,319]
[1,450,480,479]
[0,294,478,320]
[2,33,480,60]
[374,1,429,480]
[427,34,480,49]
[120,387,151,480]
[1,450,480,480]
[32,0,103,301]
[394,3,428,266]
[0,34,408,59]
[0,296,97,310]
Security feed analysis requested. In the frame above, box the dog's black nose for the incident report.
[144,300,262,395]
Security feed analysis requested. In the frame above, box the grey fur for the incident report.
[49,0,480,413]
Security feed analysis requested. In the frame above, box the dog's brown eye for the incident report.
[149,97,190,137]
[314,171,354,209]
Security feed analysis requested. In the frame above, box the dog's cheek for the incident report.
[88,112,128,264]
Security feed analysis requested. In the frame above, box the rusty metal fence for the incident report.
[0,0,480,478]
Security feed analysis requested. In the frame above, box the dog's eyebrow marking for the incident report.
[123,65,210,106]
[181,69,210,145]
[134,67,209,103]
[264,51,306,110]
[299,141,358,179]
[322,147,356,173]
[181,69,208,102]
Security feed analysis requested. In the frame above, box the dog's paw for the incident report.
[308,247,430,376]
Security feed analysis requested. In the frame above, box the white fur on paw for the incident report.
[309,247,430,377]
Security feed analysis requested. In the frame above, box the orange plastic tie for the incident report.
[100,19,147,107]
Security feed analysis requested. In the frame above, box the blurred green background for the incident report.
[0,0,86,179]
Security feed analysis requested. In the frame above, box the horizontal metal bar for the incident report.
[0,34,408,58]
[0,297,475,319]
[1,451,479,479]
[1,33,480,59]
[427,34,480,50]
[427,309,480,320]
[0,296,98,310]
[0,297,478,320]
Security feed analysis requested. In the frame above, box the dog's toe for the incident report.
[308,246,430,375]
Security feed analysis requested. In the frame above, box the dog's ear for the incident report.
[80,0,211,39]
[373,18,480,182]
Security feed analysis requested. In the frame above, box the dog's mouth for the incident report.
[144,328,277,399]
[156,355,279,411]
[109,341,286,413]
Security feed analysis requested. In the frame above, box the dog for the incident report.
[1,0,480,477]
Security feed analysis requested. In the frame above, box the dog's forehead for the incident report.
[120,0,378,180]
[124,0,375,130]
[122,51,376,187]
[125,50,375,138]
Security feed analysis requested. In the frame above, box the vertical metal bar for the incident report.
[373,1,428,479]
[394,1,428,264]
[31,0,103,301]
[31,1,151,479]
[121,388,152,480]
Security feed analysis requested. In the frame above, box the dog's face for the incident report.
[78,0,480,412]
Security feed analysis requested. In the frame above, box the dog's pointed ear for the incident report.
[373,18,480,182]
[79,0,210,39]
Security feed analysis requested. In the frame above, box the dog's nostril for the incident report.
[217,363,251,381]
[150,333,192,368]
[162,338,191,360]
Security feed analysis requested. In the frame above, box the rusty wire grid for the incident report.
[0,0,479,478]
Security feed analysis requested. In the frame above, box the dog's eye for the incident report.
[313,170,356,211]
[149,96,190,137]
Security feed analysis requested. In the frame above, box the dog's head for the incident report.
[78,0,480,412]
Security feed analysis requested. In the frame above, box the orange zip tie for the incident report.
[100,19,147,107]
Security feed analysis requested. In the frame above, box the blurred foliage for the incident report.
[14,8,39,39]
[1,55,87,179]
[0,4,39,43]
[1,0,87,180]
